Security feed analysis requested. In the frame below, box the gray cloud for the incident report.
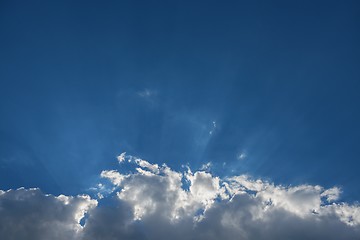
[1,153,360,239]
[0,188,97,240]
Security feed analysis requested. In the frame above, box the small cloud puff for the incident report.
[116,152,126,163]
[237,152,247,160]
[209,121,217,135]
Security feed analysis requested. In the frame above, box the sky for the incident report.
[1,0,360,239]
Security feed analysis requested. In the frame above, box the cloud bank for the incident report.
[1,153,359,239]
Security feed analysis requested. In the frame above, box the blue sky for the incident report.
[1,0,360,200]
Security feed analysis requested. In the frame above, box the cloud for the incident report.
[134,158,160,174]
[95,154,360,239]
[1,154,360,239]
[137,89,157,99]
[209,121,217,135]
[100,170,125,186]
[0,188,97,240]
[321,187,341,202]
[237,152,247,160]
[200,162,212,171]
[116,152,126,163]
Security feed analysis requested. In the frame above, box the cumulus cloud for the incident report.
[1,153,360,239]
[0,188,97,240]
[94,154,360,239]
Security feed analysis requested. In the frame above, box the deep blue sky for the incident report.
[1,0,360,201]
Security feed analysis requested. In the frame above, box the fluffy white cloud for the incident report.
[1,154,360,239]
[100,170,125,186]
[96,154,360,239]
[0,188,97,240]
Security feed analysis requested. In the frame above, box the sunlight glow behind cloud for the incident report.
[0,153,359,239]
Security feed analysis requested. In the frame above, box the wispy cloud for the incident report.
[209,121,217,135]
[137,89,157,99]
[200,162,212,171]
[237,152,247,160]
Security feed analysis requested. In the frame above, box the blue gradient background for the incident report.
[1,0,360,201]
